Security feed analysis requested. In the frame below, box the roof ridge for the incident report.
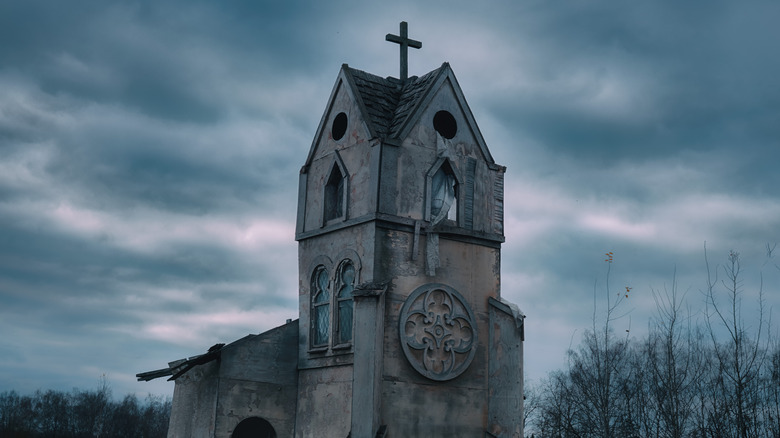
[342,63,449,141]
[388,63,449,138]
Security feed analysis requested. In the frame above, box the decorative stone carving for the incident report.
[399,283,477,381]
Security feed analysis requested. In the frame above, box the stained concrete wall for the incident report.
[168,322,299,438]
[295,223,377,437]
[376,228,500,436]
[300,78,378,233]
[488,298,525,437]
[167,361,220,438]
[380,78,506,235]
[297,222,375,368]
[214,322,299,438]
[215,379,298,438]
[294,365,353,438]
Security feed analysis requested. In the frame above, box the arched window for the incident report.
[335,260,355,345]
[311,266,330,347]
[324,164,344,222]
[322,151,349,225]
[308,253,359,353]
[430,163,458,225]
[232,416,276,438]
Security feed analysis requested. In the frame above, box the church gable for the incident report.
[387,68,506,237]
[393,64,495,165]
[303,67,375,166]
[298,68,378,234]
[297,60,505,238]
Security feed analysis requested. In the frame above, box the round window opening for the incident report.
[332,112,348,141]
[433,110,457,139]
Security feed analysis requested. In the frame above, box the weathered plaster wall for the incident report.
[381,380,487,436]
[387,78,505,235]
[376,227,501,435]
[488,298,525,437]
[294,365,353,438]
[302,80,378,233]
[213,322,299,438]
[167,361,219,438]
[297,222,376,367]
[295,223,377,436]
[215,380,298,438]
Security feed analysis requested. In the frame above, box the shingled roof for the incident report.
[343,63,447,140]
[303,61,495,168]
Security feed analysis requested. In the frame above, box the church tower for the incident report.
[294,22,524,437]
[139,21,524,438]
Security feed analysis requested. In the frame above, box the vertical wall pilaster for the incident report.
[488,297,525,438]
[350,284,387,438]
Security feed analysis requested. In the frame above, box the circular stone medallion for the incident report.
[399,283,477,381]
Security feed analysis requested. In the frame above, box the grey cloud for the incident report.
[1,0,779,398]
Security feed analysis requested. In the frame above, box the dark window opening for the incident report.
[332,112,347,141]
[232,417,276,438]
[324,164,344,222]
[433,110,457,139]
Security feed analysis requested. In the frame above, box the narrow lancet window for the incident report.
[324,164,344,222]
[431,166,457,225]
[311,266,330,347]
[335,261,355,345]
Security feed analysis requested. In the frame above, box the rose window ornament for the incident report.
[398,283,477,381]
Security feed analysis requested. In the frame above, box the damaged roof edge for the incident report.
[136,367,174,382]
[135,343,225,382]
[137,319,300,383]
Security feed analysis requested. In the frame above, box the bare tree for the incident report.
[0,380,171,438]
[532,370,581,438]
[71,377,111,438]
[644,270,705,438]
[541,253,635,438]
[704,247,768,438]
[35,389,71,437]
[0,390,36,436]
[758,341,780,437]
[528,246,778,438]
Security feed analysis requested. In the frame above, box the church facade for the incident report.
[139,23,524,438]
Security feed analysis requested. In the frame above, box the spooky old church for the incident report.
[138,22,525,438]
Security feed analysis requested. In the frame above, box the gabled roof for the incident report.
[345,65,443,140]
[304,62,496,168]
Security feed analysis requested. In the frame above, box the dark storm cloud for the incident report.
[479,0,780,175]
[0,0,310,396]
[0,0,341,126]
[0,0,310,215]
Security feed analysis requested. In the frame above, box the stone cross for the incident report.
[385,21,422,81]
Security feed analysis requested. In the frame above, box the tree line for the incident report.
[525,249,780,438]
[0,379,170,438]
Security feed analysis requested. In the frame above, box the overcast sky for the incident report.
[2,0,779,399]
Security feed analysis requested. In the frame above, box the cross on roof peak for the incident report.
[385,21,422,82]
